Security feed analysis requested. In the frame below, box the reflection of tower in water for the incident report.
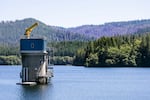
[19,84,54,100]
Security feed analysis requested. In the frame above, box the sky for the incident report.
[0,0,150,27]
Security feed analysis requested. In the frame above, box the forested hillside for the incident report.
[1,18,150,45]
[1,18,150,66]
[0,18,93,45]
[69,19,150,38]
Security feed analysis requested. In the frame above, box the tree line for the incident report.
[74,33,150,67]
[0,41,87,65]
[1,32,150,67]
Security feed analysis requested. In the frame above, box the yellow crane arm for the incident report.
[24,22,38,38]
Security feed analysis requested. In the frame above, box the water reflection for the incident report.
[19,84,54,100]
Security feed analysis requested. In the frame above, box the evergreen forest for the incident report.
[1,32,150,67]
[74,33,150,67]
[1,18,150,67]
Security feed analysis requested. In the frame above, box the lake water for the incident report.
[0,66,150,100]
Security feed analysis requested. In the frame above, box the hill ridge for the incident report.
[1,18,150,45]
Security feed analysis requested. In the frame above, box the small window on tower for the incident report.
[31,43,34,48]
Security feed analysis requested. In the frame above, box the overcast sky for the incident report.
[0,0,150,27]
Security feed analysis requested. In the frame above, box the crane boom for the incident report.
[24,22,38,39]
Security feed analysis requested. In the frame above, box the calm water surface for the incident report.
[0,65,150,100]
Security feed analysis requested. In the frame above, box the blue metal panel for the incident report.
[20,39,46,51]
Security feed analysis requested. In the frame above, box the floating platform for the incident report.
[17,82,37,86]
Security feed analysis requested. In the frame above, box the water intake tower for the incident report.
[19,23,53,85]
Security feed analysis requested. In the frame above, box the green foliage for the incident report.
[106,44,138,66]
[73,48,86,66]
[138,34,150,66]
[1,29,150,67]
[73,33,150,67]
[85,53,99,67]
[48,41,87,57]
[0,46,19,55]
[48,41,87,65]
[0,41,87,65]
[50,56,73,65]
[2,18,150,66]
[0,56,21,65]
